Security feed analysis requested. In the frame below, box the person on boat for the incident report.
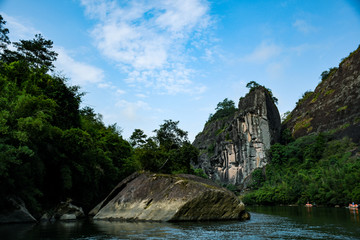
[349,202,358,208]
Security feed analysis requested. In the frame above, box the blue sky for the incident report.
[1,0,360,141]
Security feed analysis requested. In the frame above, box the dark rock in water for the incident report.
[92,172,249,222]
[0,198,37,224]
[41,199,85,222]
[193,86,281,187]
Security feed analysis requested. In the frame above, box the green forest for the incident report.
[0,15,198,215]
[242,121,360,206]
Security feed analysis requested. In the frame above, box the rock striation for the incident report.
[193,87,281,187]
[283,46,360,142]
[91,172,249,221]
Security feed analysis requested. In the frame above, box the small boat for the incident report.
[305,202,312,207]
[349,203,358,209]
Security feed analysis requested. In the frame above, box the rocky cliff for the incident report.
[91,172,249,221]
[283,46,360,142]
[193,87,281,187]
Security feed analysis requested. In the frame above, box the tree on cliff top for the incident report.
[208,98,237,123]
[246,81,278,105]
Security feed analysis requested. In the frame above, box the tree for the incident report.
[215,98,236,112]
[130,129,147,147]
[320,67,338,81]
[12,34,58,71]
[0,15,10,50]
[269,143,287,165]
[132,120,198,174]
[251,168,265,189]
[154,119,188,150]
[208,98,237,123]
[246,81,260,90]
[246,81,278,105]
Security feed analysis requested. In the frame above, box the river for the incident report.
[1,206,359,239]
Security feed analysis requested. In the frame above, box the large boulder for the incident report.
[92,172,249,222]
[0,198,37,224]
[40,199,85,222]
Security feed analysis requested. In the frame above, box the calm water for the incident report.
[1,206,359,239]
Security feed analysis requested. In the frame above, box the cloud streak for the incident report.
[80,0,211,95]
[243,41,282,63]
[293,19,316,34]
[0,12,39,41]
[115,99,152,121]
[55,48,105,86]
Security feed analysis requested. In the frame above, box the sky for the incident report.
[1,0,360,141]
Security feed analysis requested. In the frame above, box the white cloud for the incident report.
[80,0,211,95]
[0,13,39,41]
[55,48,105,86]
[115,99,152,120]
[125,64,207,95]
[243,42,282,63]
[293,19,316,34]
[116,89,126,95]
[136,93,148,98]
[97,82,113,89]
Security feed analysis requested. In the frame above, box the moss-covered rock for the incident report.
[92,172,249,222]
[283,45,360,142]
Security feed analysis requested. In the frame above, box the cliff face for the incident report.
[193,87,281,186]
[283,46,360,142]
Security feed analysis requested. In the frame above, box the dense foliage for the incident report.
[246,81,278,105]
[320,67,338,81]
[0,16,132,214]
[130,120,199,175]
[243,132,360,206]
[207,98,237,123]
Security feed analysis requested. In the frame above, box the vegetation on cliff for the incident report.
[245,81,278,105]
[207,98,237,123]
[283,45,360,140]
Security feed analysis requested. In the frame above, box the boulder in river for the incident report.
[41,199,85,222]
[92,172,250,222]
[0,198,37,224]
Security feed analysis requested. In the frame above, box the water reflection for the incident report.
[93,220,175,239]
[1,207,360,239]
[0,223,36,240]
[249,206,360,239]
[349,208,359,223]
